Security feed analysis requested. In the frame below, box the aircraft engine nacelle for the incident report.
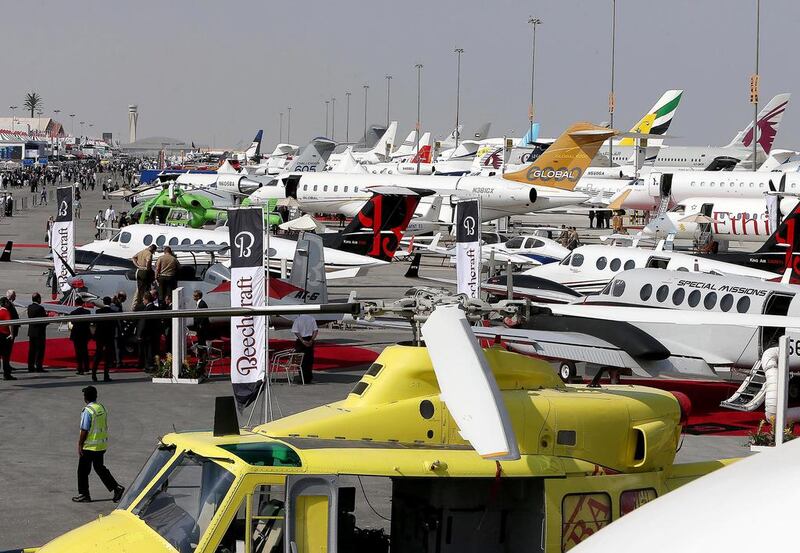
[216,175,263,195]
[397,163,433,175]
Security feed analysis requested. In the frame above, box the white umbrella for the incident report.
[278,214,327,233]
[679,213,714,224]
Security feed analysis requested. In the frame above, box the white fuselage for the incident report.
[523,244,776,294]
[248,172,587,223]
[78,224,386,271]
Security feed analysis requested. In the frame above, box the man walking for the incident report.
[291,314,318,384]
[27,293,48,373]
[70,297,92,375]
[131,244,156,307]
[72,385,125,503]
[92,297,115,382]
[155,246,179,303]
[0,297,15,380]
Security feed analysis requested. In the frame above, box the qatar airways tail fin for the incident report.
[726,93,791,154]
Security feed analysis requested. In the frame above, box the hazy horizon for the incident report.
[2,1,798,151]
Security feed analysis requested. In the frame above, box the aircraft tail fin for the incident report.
[755,193,800,282]
[727,93,791,154]
[287,232,328,304]
[405,253,422,278]
[391,130,418,158]
[471,122,491,141]
[368,121,398,160]
[0,241,11,262]
[410,144,432,164]
[503,122,616,190]
[618,90,683,147]
[322,188,431,261]
[285,137,337,172]
[245,130,263,161]
[518,123,541,146]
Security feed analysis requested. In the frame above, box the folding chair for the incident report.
[269,349,305,385]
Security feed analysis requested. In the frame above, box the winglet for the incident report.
[503,122,617,190]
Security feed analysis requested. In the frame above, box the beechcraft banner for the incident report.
[456,198,481,298]
[228,207,266,409]
[51,186,74,292]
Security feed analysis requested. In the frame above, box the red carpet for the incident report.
[10,337,378,374]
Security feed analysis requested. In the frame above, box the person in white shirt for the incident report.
[291,315,318,384]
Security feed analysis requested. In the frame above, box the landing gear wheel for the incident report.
[559,361,577,382]
[789,375,800,403]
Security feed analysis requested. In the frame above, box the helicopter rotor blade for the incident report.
[421,305,520,461]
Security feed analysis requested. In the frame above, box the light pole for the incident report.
[362,84,369,144]
[608,0,616,167]
[752,0,761,167]
[325,100,330,136]
[279,111,284,143]
[287,106,292,144]
[528,17,542,145]
[454,48,464,150]
[331,97,336,140]
[415,63,423,174]
[69,113,75,136]
[53,109,61,156]
[80,121,85,140]
[345,92,351,143]
[385,75,392,127]
[9,106,17,132]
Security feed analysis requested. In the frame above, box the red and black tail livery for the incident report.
[322,188,434,261]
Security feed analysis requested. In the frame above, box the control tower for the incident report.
[128,105,138,143]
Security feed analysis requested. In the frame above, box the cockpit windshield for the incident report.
[118,443,176,510]
[131,451,235,553]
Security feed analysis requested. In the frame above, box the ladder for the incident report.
[720,360,767,411]
[656,194,671,216]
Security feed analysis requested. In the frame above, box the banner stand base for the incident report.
[152,377,203,385]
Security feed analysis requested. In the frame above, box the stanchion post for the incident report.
[171,287,185,380]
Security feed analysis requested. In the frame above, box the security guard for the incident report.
[72,386,125,503]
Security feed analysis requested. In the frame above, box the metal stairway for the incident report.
[720,360,767,411]
[656,194,671,216]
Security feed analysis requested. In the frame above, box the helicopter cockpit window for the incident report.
[216,484,286,553]
[117,443,176,510]
[560,254,572,266]
[218,443,302,468]
[132,451,235,553]
[611,279,626,297]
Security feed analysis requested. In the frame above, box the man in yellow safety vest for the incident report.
[72,386,125,503]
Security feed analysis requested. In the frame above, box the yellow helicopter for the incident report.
[31,306,735,553]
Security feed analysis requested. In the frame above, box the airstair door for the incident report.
[648,172,662,198]
[285,474,339,553]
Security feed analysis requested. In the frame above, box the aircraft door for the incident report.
[285,474,339,553]
[284,175,301,200]
[761,293,793,353]
[647,173,662,198]
[660,174,673,198]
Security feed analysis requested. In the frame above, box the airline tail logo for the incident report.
[618,90,683,147]
[743,99,789,154]
[411,145,432,164]
[478,146,502,169]
[355,195,419,260]
[503,122,616,190]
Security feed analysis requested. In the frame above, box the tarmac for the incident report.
[0,176,754,549]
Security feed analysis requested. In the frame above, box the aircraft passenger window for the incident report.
[323,185,328,192]
[640,284,652,301]
[737,296,751,313]
[181,238,191,245]
[333,185,338,192]
[156,235,166,247]
[656,285,669,302]
[623,260,635,270]
[677,267,689,272]
[612,279,626,297]
[672,288,685,306]
[749,183,754,188]
[704,292,717,309]
[506,237,524,249]
[609,258,621,271]
[303,184,307,191]
[571,253,584,267]
[169,237,179,246]
[759,183,764,188]
[120,232,132,244]
[700,182,705,187]
[720,294,734,312]
[194,239,203,245]
[596,256,608,270]
[561,493,612,551]
[354,186,359,192]
[710,182,715,187]
[313,185,318,192]
[688,290,701,307]
[208,241,216,246]
[691,182,696,187]
[620,489,658,517]
[143,234,153,246]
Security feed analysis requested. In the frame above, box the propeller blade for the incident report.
[52,248,76,277]
[421,305,520,461]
